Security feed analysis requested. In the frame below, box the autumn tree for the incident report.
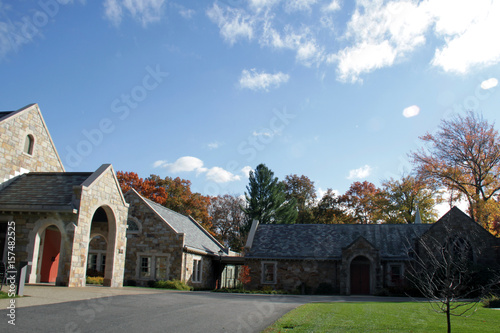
[117,171,167,205]
[283,174,316,224]
[208,194,247,250]
[117,171,213,233]
[411,111,500,232]
[377,175,440,224]
[341,181,381,224]
[243,164,297,230]
[313,189,354,224]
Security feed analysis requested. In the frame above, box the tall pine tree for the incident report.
[243,164,297,230]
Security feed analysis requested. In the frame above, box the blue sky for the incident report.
[1,0,500,199]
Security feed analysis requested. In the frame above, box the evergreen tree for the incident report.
[243,163,297,229]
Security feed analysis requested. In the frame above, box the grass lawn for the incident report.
[264,302,500,332]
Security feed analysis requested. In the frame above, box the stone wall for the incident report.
[123,191,184,286]
[0,212,78,286]
[0,104,64,184]
[245,259,338,294]
[182,251,215,289]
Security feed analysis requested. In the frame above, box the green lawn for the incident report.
[264,302,500,332]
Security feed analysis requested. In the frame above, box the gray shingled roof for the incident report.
[0,172,92,211]
[246,223,433,260]
[0,111,14,121]
[143,197,224,255]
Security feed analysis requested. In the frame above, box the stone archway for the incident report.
[87,206,117,287]
[350,256,371,295]
[28,219,67,285]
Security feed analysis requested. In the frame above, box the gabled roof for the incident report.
[246,223,432,260]
[0,104,65,172]
[0,172,92,212]
[128,189,224,255]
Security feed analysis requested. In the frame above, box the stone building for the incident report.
[0,104,129,287]
[123,189,227,288]
[244,207,500,295]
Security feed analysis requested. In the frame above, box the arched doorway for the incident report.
[87,206,116,286]
[350,256,370,295]
[40,226,61,283]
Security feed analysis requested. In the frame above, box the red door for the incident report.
[40,228,61,283]
[350,258,370,295]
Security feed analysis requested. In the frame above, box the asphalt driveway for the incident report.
[0,286,413,333]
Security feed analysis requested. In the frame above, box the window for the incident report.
[262,262,277,284]
[127,219,139,232]
[88,254,97,271]
[24,135,34,155]
[192,258,202,283]
[390,265,402,285]
[137,254,170,280]
[100,255,106,274]
[155,257,169,280]
[140,257,151,278]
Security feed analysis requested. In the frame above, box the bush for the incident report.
[315,283,338,295]
[154,279,192,291]
[482,294,500,308]
[86,276,104,285]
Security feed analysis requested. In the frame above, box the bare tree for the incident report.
[405,214,499,333]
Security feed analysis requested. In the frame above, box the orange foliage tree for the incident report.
[117,171,213,233]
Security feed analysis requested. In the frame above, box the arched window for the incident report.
[127,217,141,234]
[446,237,474,263]
[127,219,139,232]
[24,134,34,155]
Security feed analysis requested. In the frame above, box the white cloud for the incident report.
[239,69,289,91]
[241,166,253,178]
[323,0,341,12]
[285,0,318,13]
[207,4,254,45]
[403,105,420,118]
[155,156,206,173]
[206,167,240,183]
[179,8,195,19]
[205,0,500,82]
[207,141,221,150]
[153,156,242,183]
[347,165,372,180]
[249,0,280,11]
[104,0,166,27]
[427,0,500,73]
[336,0,430,82]
[481,78,498,90]
[337,41,397,83]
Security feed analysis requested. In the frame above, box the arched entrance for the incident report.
[39,226,61,283]
[350,256,370,295]
[87,206,116,286]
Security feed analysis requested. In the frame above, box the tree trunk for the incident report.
[446,300,451,333]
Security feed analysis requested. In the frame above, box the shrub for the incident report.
[86,276,104,285]
[315,283,337,295]
[154,279,192,291]
[482,294,500,308]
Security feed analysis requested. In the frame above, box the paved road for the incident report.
[0,287,414,333]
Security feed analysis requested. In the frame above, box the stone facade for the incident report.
[123,190,225,289]
[0,104,64,183]
[245,207,500,295]
[124,191,184,286]
[0,104,129,288]
[245,259,338,294]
